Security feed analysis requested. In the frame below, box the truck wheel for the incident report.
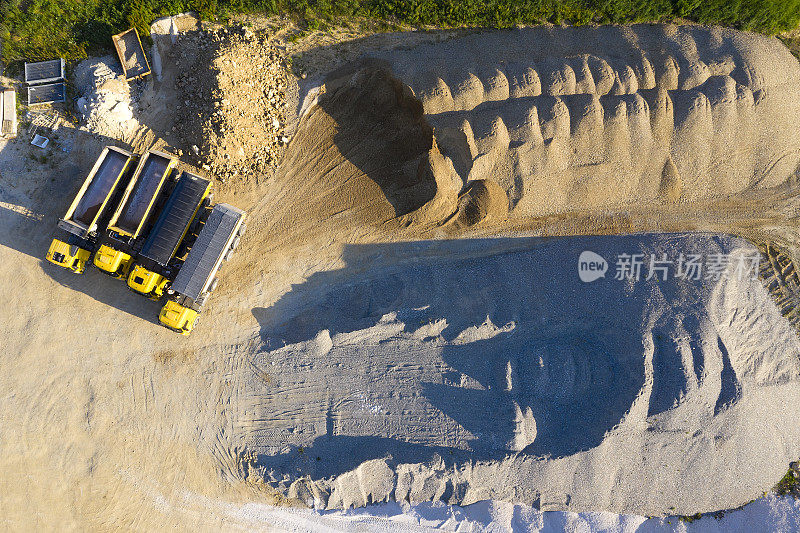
[209,278,218,292]
[238,223,247,237]
[224,250,234,262]
[231,236,240,250]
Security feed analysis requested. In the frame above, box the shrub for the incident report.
[2,0,800,69]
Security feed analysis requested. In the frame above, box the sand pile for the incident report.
[172,25,289,183]
[219,24,800,518]
[451,178,509,227]
[354,25,800,224]
[287,25,800,231]
[239,234,800,516]
[250,25,800,241]
[243,63,457,250]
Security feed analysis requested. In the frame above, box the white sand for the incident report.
[161,492,800,532]
[241,234,800,516]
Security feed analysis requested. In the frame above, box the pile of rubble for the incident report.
[73,56,138,138]
[174,26,289,184]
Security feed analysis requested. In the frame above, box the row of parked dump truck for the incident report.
[46,146,246,335]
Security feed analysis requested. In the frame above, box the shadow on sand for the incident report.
[250,233,734,477]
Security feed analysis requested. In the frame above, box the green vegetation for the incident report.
[775,468,800,496]
[679,512,703,523]
[2,0,800,68]
[780,35,800,60]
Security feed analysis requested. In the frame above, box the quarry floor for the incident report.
[1,17,800,531]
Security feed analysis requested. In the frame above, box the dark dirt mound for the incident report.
[316,65,439,217]
[248,65,460,250]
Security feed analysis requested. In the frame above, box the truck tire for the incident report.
[208,278,218,292]
[224,249,234,262]
[238,223,247,237]
[231,236,240,250]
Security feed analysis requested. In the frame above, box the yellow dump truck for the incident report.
[46,146,135,273]
[159,204,246,334]
[127,171,212,299]
[94,150,176,278]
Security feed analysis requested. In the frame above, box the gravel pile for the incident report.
[73,56,138,137]
[173,26,289,184]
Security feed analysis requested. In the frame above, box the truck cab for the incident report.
[46,238,92,273]
[128,265,170,299]
[159,299,199,334]
[93,243,133,278]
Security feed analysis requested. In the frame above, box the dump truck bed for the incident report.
[109,151,173,237]
[24,59,65,85]
[59,147,134,237]
[139,172,210,267]
[170,204,244,302]
[112,29,151,80]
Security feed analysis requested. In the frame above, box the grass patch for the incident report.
[2,0,800,70]
[779,35,800,60]
[775,468,800,496]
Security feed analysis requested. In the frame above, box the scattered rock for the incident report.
[173,25,290,184]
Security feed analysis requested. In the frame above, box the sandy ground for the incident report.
[1,19,800,529]
[151,493,800,531]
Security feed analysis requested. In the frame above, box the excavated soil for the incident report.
[233,24,800,516]
[173,26,290,184]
